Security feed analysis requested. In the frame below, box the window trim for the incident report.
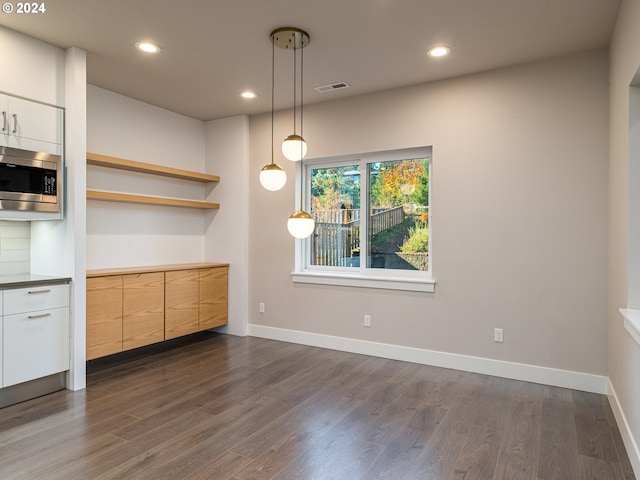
[292,146,434,292]
[620,309,640,348]
[291,270,435,292]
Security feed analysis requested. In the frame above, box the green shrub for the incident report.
[400,224,429,252]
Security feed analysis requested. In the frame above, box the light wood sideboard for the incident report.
[86,263,228,360]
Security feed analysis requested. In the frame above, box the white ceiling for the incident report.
[0,0,621,121]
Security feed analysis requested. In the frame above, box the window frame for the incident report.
[291,146,435,293]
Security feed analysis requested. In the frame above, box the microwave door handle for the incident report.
[12,113,17,134]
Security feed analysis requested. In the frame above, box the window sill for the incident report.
[291,271,435,292]
[620,308,640,347]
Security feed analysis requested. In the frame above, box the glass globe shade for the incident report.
[287,210,315,238]
[282,134,307,161]
[259,163,287,191]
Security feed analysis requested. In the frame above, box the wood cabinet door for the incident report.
[86,276,123,360]
[123,272,165,350]
[198,267,228,330]
[165,269,199,340]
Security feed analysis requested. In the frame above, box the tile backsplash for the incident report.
[0,221,30,275]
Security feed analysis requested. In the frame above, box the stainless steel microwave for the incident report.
[0,147,62,213]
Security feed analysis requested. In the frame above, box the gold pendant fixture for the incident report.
[272,27,309,162]
[260,27,315,238]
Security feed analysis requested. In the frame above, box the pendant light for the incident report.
[287,152,315,239]
[287,209,315,239]
[281,28,315,238]
[272,27,309,162]
[259,33,287,191]
[282,134,307,161]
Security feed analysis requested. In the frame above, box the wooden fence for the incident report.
[312,206,404,266]
[369,206,404,236]
[313,209,360,224]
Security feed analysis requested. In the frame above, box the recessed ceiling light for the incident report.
[240,91,257,99]
[428,46,451,58]
[135,41,161,54]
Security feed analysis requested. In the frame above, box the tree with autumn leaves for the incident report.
[369,158,429,208]
[311,166,361,212]
[309,158,429,212]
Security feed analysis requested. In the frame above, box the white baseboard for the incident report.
[608,379,640,477]
[248,324,609,394]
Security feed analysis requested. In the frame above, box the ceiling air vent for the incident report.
[314,82,350,93]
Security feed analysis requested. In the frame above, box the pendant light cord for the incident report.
[300,36,304,142]
[271,35,275,165]
[293,39,297,136]
[299,35,305,211]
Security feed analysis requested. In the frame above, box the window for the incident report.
[292,147,434,292]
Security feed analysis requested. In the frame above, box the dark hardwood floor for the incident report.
[0,332,635,479]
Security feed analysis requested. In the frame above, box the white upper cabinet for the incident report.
[0,94,63,155]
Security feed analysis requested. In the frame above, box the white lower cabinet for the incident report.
[1,283,70,388]
[3,308,69,387]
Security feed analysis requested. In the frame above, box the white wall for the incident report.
[0,221,30,275]
[204,116,250,336]
[249,49,609,386]
[86,85,208,269]
[608,0,640,474]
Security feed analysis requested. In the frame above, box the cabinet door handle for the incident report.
[28,289,51,294]
[28,313,51,319]
[1,111,6,132]
[12,113,17,134]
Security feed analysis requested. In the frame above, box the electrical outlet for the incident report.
[259,302,265,313]
[364,315,372,327]
[494,328,504,343]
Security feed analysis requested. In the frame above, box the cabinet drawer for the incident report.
[3,284,69,315]
[3,307,70,387]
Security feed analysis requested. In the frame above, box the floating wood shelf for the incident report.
[86,190,220,210]
[86,152,220,183]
